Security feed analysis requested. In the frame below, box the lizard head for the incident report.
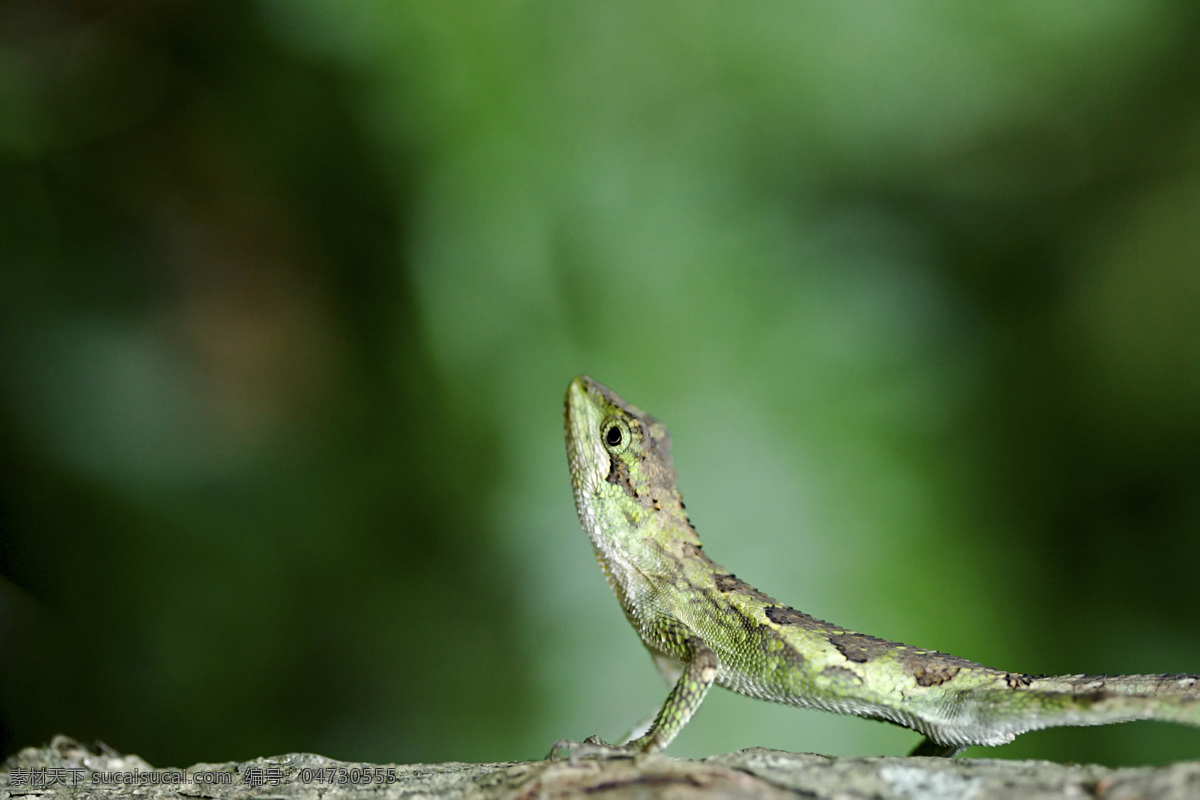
[564,376,690,554]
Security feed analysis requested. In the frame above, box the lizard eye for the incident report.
[601,417,631,454]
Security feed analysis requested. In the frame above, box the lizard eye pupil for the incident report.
[606,425,623,447]
[601,418,631,453]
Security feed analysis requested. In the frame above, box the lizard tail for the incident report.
[920,671,1200,751]
[955,672,1200,745]
[1021,672,1200,726]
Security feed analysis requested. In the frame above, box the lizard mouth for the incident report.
[564,376,607,500]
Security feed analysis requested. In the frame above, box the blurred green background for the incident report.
[2,0,1200,769]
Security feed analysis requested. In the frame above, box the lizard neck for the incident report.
[584,492,705,615]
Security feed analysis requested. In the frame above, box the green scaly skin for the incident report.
[558,375,1200,758]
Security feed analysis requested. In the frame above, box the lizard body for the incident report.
[562,375,1200,757]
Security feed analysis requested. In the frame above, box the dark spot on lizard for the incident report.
[1075,690,1111,707]
[605,455,636,497]
[827,631,900,664]
[910,662,961,687]
[715,574,779,604]
[897,649,1003,689]
[1005,673,1033,689]
[893,647,996,685]
[766,605,826,628]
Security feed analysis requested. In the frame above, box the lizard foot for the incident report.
[546,736,641,764]
[908,737,965,758]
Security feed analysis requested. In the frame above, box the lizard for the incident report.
[558,374,1200,758]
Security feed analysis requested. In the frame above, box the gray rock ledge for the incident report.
[3,735,1199,799]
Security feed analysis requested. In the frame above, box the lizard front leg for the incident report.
[625,637,718,753]
[549,637,718,760]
